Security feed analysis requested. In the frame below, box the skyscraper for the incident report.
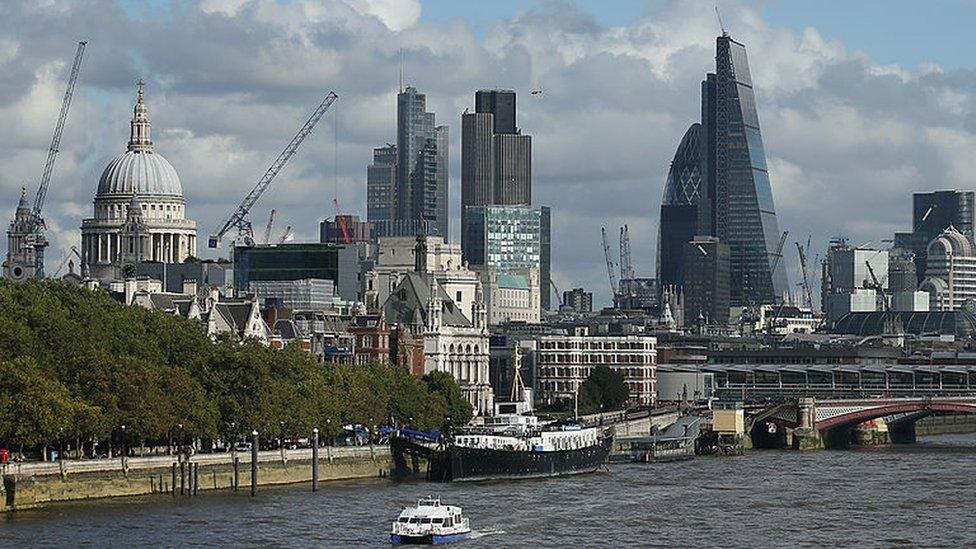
[475,89,516,134]
[366,144,396,224]
[461,89,532,220]
[366,87,448,238]
[657,33,788,307]
[894,190,975,283]
[658,123,705,290]
[462,89,547,309]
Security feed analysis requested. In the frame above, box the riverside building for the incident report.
[536,329,657,407]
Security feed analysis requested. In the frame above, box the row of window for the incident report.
[538,354,656,365]
[538,340,656,351]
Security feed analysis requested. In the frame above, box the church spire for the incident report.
[128,79,153,153]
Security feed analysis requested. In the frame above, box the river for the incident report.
[2,433,975,547]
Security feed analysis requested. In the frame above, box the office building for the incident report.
[656,33,788,306]
[536,329,657,407]
[477,267,541,325]
[249,279,337,311]
[462,204,551,310]
[705,34,789,304]
[396,87,448,237]
[365,88,448,239]
[919,226,976,311]
[562,288,593,313]
[682,236,730,327]
[233,243,359,302]
[657,123,705,289]
[320,215,373,244]
[461,89,533,258]
[366,144,396,225]
[894,190,975,284]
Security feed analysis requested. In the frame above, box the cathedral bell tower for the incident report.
[3,187,37,281]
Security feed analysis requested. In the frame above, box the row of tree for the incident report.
[0,280,472,455]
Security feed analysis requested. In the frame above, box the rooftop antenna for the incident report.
[398,48,403,93]
[715,6,728,37]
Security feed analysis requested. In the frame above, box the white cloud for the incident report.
[1,0,976,307]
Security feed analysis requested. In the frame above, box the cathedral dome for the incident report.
[97,150,182,197]
[95,81,183,198]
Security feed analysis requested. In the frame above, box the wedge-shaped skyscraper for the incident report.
[658,33,788,307]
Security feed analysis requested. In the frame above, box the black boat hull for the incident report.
[427,436,613,482]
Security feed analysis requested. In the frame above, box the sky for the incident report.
[2,0,976,307]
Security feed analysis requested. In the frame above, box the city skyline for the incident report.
[2,1,976,305]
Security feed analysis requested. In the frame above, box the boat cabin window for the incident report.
[432,518,443,524]
[398,518,409,523]
[445,518,453,527]
[421,518,433,524]
[409,518,420,524]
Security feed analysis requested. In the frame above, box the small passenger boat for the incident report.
[390,497,471,545]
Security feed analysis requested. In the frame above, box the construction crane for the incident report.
[331,198,352,244]
[795,240,813,309]
[278,226,294,244]
[619,225,635,282]
[865,257,890,312]
[769,230,789,276]
[262,209,276,245]
[22,41,87,278]
[209,90,339,249]
[601,227,618,304]
[52,246,82,277]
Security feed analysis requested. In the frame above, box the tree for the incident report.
[0,357,99,451]
[577,366,629,415]
[424,371,473,429]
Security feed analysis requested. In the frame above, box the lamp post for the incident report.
[120,424,126,458]
[311,428,319,492]
[58,427,65,461]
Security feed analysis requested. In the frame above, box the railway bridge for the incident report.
[679,362,976,449]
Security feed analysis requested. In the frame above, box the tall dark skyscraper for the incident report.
[461,89,532,247]
[658,123,705,290]
[657,33,788,307]
[894,189,975,282]
[475,89,516,134]
[462,89,549,309]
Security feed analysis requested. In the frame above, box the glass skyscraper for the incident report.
[708,34,789,305]
[657,33,788,307]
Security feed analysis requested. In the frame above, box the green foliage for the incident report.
[423,370,473,429]
[577,365,630,415]
[0,279,458,450]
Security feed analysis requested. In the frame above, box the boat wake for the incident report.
[470,527,506,539]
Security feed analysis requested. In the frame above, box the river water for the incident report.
[2,433,975,547]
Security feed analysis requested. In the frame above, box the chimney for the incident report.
[124,278,136,306]
[206,285,220,311]
[182,278,198,296]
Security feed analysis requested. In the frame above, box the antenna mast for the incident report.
[715,6,728,37]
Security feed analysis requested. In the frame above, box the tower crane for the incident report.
[262,209,276,245]
[795,240,813,309]
[21,41,87,278]
[601,227,618,305]
[209,90,339,249]
[865,257,890,312]
[619,224,635,282]
[332,198,352,244]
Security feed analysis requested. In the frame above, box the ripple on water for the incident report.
[1,434,975,547]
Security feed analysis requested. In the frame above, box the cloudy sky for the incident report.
[2,0,975,306]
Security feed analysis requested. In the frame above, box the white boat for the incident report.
[390,497,471,545]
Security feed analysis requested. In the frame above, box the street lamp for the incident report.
[120,424,126,458]
[326,418,332,446]
[58,427,65,461]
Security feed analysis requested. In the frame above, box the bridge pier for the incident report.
[888,421,917,444]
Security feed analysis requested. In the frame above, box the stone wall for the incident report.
[2,446,393,512]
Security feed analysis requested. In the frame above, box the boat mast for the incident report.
[510,346,526,402]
